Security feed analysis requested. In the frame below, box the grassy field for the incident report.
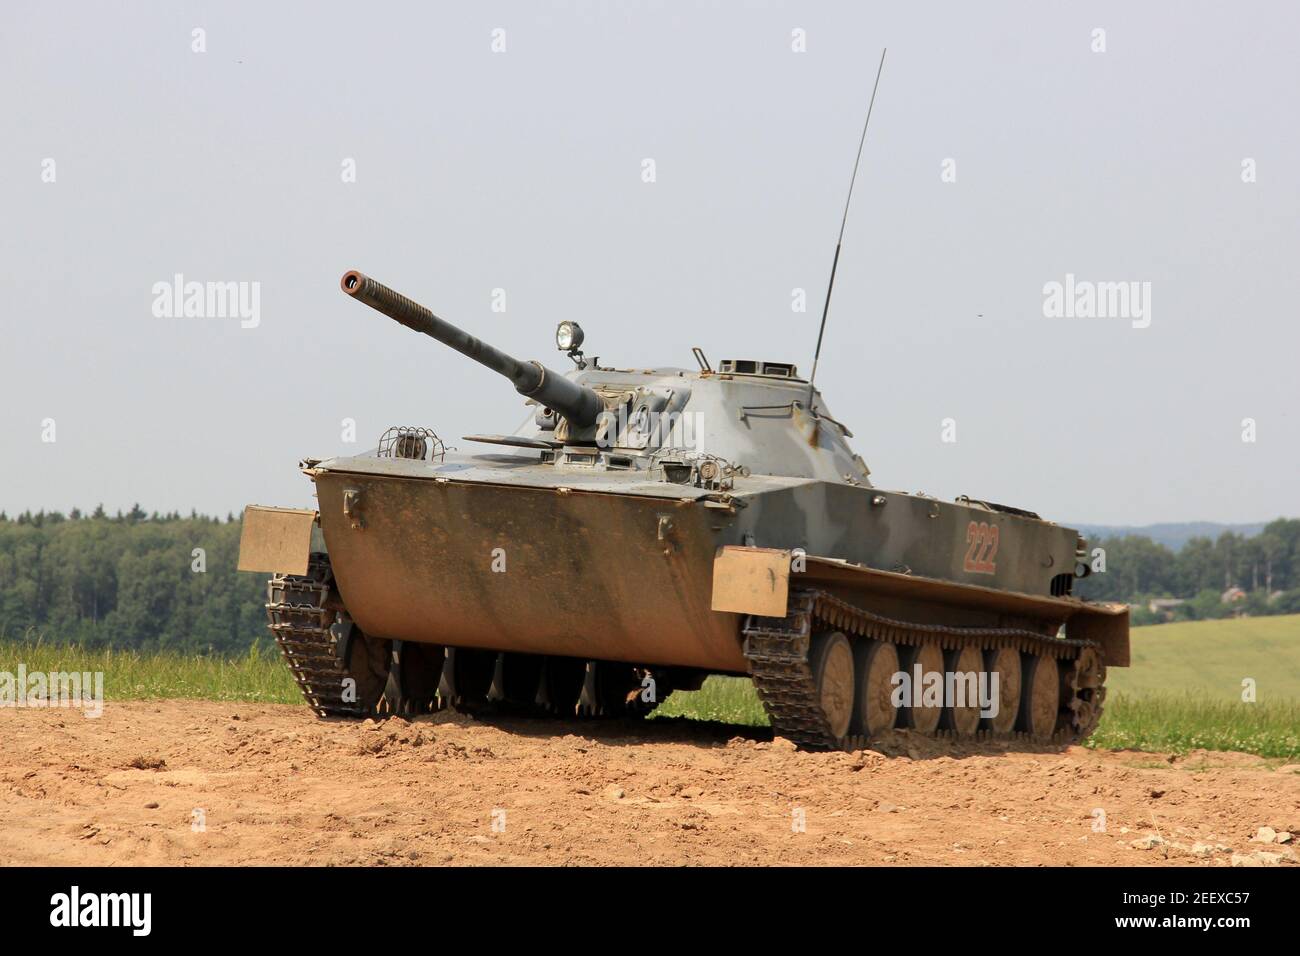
[2,615,1298,757]
[0,639,300,705]
[1107,614,1300,700]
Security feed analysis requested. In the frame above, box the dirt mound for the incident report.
[1,701,1296,866]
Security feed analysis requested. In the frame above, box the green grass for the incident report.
[653,675,768,727]
[1107,614,1300,701]
[0,638,299,705]
[3,614,1299,758]
[1087,692,1300,758]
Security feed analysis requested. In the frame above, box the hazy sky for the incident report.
[3,1,1297,525]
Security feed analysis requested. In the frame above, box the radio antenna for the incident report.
[807,47,887,409]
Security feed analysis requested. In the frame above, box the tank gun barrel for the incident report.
[340,270,603,428]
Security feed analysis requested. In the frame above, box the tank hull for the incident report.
[310,458,1108,675]
[314,469,749,672]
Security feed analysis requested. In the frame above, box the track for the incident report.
[744,589,1106,750]
[271,556,1108,750]
[268,555,667,721]
[267,555,389,718]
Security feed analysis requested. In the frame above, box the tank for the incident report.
[237,270,1129,750]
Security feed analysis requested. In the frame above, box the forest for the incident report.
[1,508,1297,654]
[1073,517,1300,624]
[0,507,264,654]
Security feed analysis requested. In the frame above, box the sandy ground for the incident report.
[2,700,1297,866]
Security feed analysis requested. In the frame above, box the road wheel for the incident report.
[983,646,1021,734]
[1019,653,1060,741]
[905,643,944,734]
[578,661,637,716]
[538,656,586,716]
[441,647,497,711]
[495,653,544,710]
[851,640,900,738]
[1063,647,1107,740]
[809,631,855,740]
[943,645,984,737]
[341,625,391,715]
[384,640,444,715]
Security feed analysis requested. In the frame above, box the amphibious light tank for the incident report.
[237,270,1128,750]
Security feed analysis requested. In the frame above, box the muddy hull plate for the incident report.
[314,472,747,672]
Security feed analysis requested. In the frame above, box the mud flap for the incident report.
[236,505,317,575]
[1064,603,1131,667]
[711,546,790,617]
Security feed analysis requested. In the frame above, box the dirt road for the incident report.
[2,700,1297,866]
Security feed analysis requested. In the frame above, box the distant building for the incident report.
[1221,587,1247,604]
[1148,598,1185,613]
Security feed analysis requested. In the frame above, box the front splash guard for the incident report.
[313,471,748,672]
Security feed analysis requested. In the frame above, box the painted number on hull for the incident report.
[963,521,999,575]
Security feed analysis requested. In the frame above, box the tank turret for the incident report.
[340,270,604,428]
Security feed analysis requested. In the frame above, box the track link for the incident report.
[743,588,1107,751]
[266,554,381,717]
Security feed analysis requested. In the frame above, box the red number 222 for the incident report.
[963,521,998,574]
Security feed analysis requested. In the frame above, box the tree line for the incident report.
[0,508,265,654]
[1,509,1298,655]
[1075,518,1300,624]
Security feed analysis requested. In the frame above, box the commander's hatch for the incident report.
[552,384,693,451]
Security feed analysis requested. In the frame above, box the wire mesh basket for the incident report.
[377,426,447,463]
